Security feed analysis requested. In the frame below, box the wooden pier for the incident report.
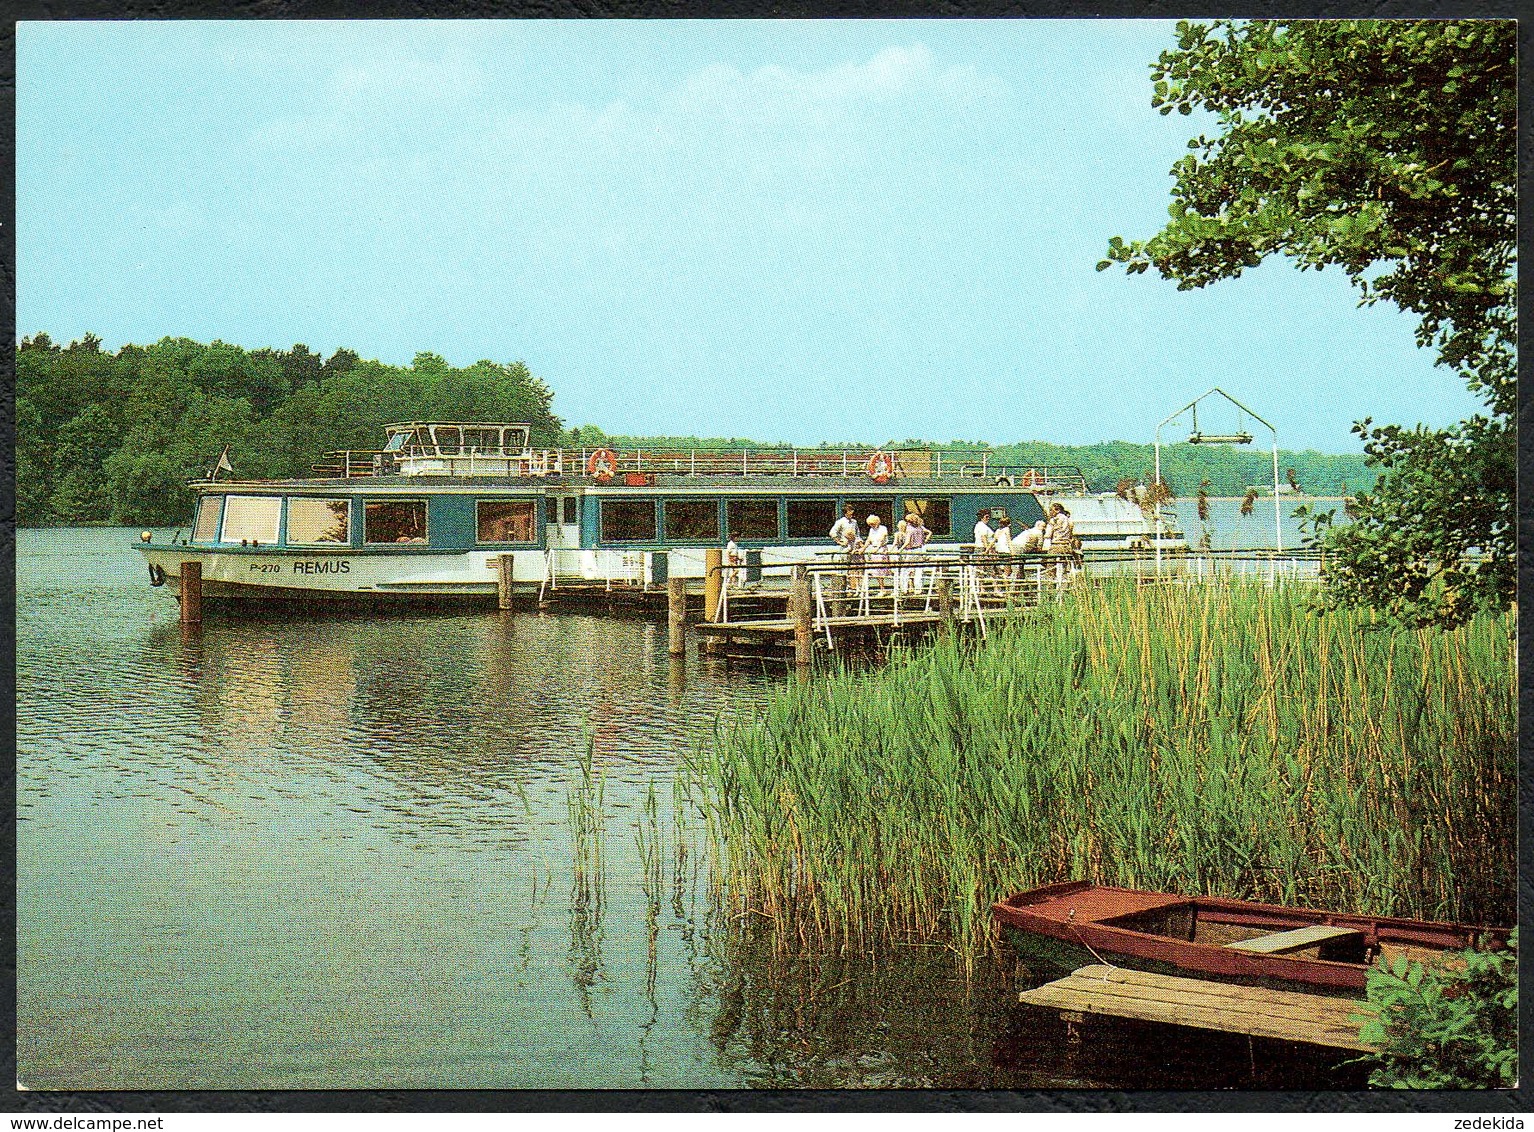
[1018,965,1377,1053]
[690,557,1064,665]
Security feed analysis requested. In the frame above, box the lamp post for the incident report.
[1154,388,1281,568]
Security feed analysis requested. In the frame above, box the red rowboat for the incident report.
[992,880,1509,993]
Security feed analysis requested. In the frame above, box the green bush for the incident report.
[1360,928,1517,1088]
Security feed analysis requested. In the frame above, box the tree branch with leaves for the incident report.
[1102,19,1515,627]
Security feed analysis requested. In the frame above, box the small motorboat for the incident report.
[992,880,1510,993]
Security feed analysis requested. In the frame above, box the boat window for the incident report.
[433,426,462,455]
[505,426,530,450]
[477,500,537,543]
[786,499,837,540]
[463,427,496,452]
[192,496,222,542]
[287,497,350,545]
[664,499,720,542]
[847,498,897,528]
[384,432,408,453]
[561,496,578,526]
[365,500,429,544]
[601,499,657,542]
[727,498,780,541]
[902,497,952,538]
[219,495,282,544]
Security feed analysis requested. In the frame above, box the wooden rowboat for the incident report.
[991,880,1509,993]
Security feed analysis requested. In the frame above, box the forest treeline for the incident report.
[17,334,563,526]
[18,333,1373,527]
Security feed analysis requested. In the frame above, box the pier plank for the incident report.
[1018,965,1377,1052]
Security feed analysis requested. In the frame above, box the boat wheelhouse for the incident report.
[137,424,1186,606]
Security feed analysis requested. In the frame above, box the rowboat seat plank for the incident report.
[1018,965,1376,1052]
[1225,925,1364,955]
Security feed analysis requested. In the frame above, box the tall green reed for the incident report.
[685,579,1516,967]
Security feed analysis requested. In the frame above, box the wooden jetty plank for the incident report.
[1018,965,1377,1052]
[694,606,1034,635]
[1038,969,1365,1033]
[693,611,948,637]
[1023,977,1372,1051]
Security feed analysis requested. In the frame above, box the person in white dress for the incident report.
[864,515,891,594]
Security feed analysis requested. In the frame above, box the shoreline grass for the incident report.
[685,580,1516,965]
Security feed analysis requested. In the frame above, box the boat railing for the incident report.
[564,447,1091,486]
[311,448,567,478]
[310,450,386,478]
[308,442,1091,486]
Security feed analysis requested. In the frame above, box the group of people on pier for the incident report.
[719,500,1080,596]
[971,504,1076,557]
[821,501,1078,594]
[828,504,933,595]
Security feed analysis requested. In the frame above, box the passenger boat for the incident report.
[136,423,1186,607]
[992,880,1510,993]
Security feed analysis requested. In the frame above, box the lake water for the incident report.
[1169,496,1343,551]
[17,527,1364,1090]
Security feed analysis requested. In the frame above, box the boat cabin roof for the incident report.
[383,423,533,454]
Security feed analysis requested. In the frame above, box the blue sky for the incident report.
[18,20,1485,450]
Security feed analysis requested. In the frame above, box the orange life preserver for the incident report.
[586,448,619,482]
[1019,469,1042,489]
[866,450,894,484]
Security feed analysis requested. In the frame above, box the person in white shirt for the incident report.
[725,538,745,586]
[992,510,1014,580]
[1018,520,1046,553]
[829,504,860,550]
[972,509,995,555]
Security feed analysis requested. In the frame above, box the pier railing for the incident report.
[705,546,1326,647]
[712,549,1085,644]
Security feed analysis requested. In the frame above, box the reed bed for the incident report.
[686,580,1516,965]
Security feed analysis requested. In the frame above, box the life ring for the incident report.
[586,448,619,482]
[148,562,167,587]
[866,451,894,484]
[1019,469,1042,489]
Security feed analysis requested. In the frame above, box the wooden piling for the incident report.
[497,553,516,610]
[791,567,812,669]
[668,575,687,656]
[937,576,953,636]
[703,548,723,622]
[180,560,202,624]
